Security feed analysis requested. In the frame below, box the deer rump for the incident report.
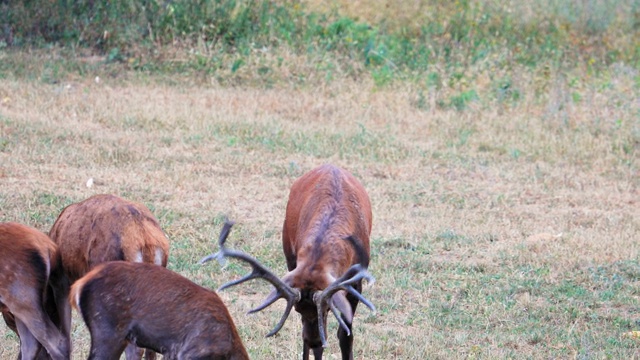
[0,222,70,360]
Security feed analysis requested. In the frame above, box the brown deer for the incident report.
[201,164,375,360]
[49,194,170,360]
[69,234,249,359]
[0,222,70,360]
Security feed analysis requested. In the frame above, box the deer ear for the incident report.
[330,291,353,323]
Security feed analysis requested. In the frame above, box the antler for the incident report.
[199,221,301,337]
[312,264,376,347]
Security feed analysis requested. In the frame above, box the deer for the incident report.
[69,246,249,358]
[48,194,170,360]
[200,164,375,360]
[0,222,70,360]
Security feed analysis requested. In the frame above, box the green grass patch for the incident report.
[205,121,410,163]
[1,0,638,88]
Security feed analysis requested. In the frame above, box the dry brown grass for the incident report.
[0,48,638,358]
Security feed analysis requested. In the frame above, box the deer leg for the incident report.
[88,336,127,360]
[122,341,158,360]
[337,283,361,360]
[312,346,324,360]
[303,344,325,360]
[302,342,309,360]
[2,308,17,333]
[2,311,21,360]
[337,319,354,360]
[124,342,144,360]
[15,318,39,360]
[51,276,72,345]
[12,305,69,360]
[4,311,48,360]
[143,348,157,360]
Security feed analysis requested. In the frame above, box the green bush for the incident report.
[0,0,638,85]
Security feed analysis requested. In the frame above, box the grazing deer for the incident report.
[69,262,249,358]
[201,164,375,360]
[49,194,170,360]
[0,222,70,360]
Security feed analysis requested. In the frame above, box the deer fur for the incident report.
[70,260,250,360]
[0,222,70,360]
[282,164,373,360]
[49,194,170,360]
[201,164,374,360]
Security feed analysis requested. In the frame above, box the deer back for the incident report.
[282,164,372,288]
[49,194,169,281]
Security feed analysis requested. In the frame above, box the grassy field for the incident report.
[1,1,639,359]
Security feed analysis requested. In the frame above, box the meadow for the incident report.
[0,0,639,359]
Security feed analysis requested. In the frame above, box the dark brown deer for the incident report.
[201,164,375,360]
[49,194,170,360]
[69,262,250,359]
[0,222,70,360]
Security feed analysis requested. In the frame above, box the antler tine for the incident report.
[198,220,235,265]
[217,249,298,297]
[218,248,301,337]
[217,220,235,248]
[313,296,354,347]
[217,272,261,292]
[313,264,376,347]
[200,220,301,338]
[198,252,219,265]
[322,264,376,312]
[329,299,350,335]
[314,293,330,348]
[263,296,297,337]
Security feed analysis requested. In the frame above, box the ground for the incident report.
[0,50,638,358]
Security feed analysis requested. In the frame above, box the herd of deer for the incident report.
[0,164,376,360]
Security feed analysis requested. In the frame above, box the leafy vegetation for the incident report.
[1,0,638,90]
